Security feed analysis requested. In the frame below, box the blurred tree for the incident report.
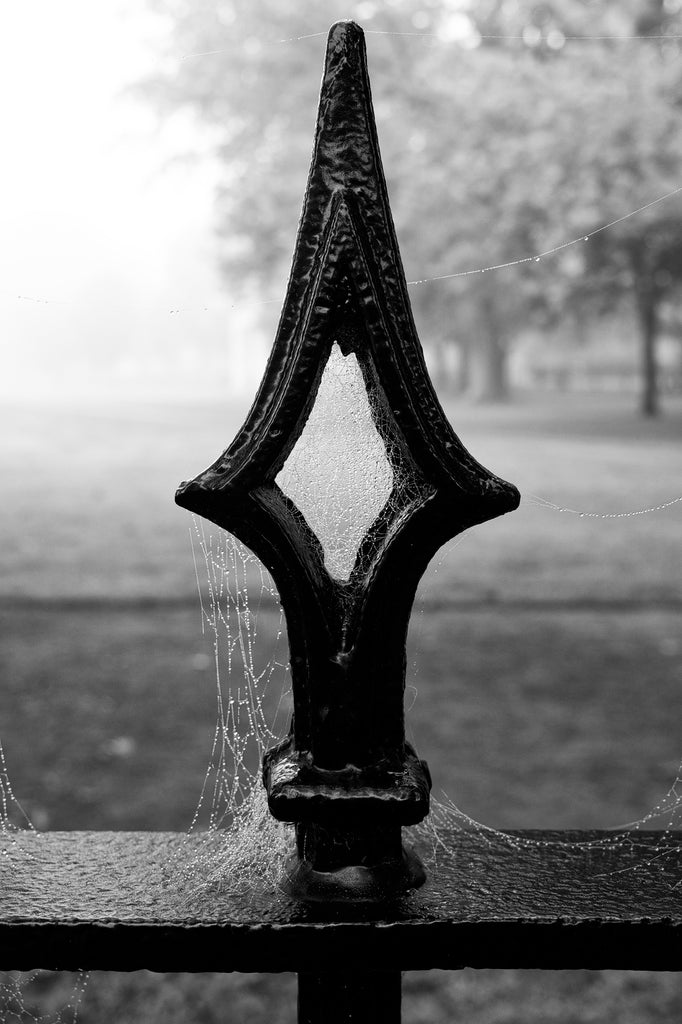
[144,0,682,413]
[565,49,682,417]
[470,0,680,45]
[427,0,682,412]
[404,34,682,414]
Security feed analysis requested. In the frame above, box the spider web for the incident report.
[276,343,394,580]
[167,521,292,898]
[1,347,682,1023]
[1,341,681,903]
[172,337,432,895]
[174,341,682,895]
[276,341,430,582]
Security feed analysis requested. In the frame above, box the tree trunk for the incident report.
[469,282,510,402]
[629,243,660,418]
[457,336,472,394]
[472,321,509,402]
[478,333,508,401]
[634,284,659,418]
[429,337,450,393]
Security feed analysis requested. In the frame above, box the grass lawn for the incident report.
[1,390,681,1021]
[2,604,679,832]
[1,390,681,604]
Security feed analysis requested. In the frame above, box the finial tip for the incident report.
[327,20,364,45]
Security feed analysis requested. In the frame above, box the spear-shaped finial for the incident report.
[177,21,519,901]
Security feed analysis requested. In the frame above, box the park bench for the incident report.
[1,21,680,1024]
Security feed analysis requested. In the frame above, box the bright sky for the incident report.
[0,0,265,401]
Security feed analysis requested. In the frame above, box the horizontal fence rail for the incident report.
[1,829,680,973]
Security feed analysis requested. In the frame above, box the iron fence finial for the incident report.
[177,20,519,901]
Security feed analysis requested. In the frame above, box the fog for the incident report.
[0,0,268,404]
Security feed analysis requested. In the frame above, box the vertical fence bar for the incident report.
[298,971,402,1024]
[177,21,518,1019]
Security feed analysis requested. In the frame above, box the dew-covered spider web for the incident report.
[276,341,429,581]
[175,522,682,898]
[276,343,394,579]
[169,339,682,898]
[0,972,90,1024]
[166,521,293,898]
[1,374,682,1024]
[2,340,682,918]
[0,746,33,845]
[170,337,434,895]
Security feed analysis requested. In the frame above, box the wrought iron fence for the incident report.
[1,21,680,1024]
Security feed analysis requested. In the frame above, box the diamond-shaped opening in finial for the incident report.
[276,343,394,581]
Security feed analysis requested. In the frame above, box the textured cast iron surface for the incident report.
[264,739,430,825]
[175,20,518,860]
[1,830,680,971]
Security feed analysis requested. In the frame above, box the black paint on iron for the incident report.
[3,830,682,971]
[176,21,519,901]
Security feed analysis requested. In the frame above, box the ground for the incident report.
[1,390,681,1021]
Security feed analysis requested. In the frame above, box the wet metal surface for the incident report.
[1,829,680,971]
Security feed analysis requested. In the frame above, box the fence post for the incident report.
[176,16,518,1015]
[298,971,402,1024]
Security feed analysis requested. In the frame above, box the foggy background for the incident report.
[4,0,682,410]
[2,1,682,1022]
